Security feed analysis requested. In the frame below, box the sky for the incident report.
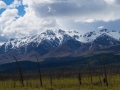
[0,0,120,43]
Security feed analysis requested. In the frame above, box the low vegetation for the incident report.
[0,73,120,90]
[0,55,120,90]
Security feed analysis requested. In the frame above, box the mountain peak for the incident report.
[41,30,56,36]
[94,33,120,46]
[83,31,96,37]
[58,29,65,34]
[99,29,108,32]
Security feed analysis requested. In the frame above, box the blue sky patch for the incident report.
[17,5,25,16]
[0,8,6,14]
[3,0,14,5]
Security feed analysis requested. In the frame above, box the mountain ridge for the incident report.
[0,29,120,64]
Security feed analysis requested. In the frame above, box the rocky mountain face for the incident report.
[0,29,120,63]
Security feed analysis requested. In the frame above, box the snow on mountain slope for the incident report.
[1,29,120,53]
[3,29,79,52]
[0,42,4,46]
[77,29,120,43]
[93,33,120,46]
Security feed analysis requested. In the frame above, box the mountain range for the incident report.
[0,29,120,64]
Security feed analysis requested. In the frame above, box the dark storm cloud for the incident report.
[32,0,107,18]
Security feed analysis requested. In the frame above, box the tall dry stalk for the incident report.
[101,56,108,87]
[88,63,93,84]
[78,71,82,85]
[13,56,24,86]
[36,55,42,87]
[49,72,53,87]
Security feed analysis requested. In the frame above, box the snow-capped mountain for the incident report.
[1,29,120,52]
[78,29,120,43]
[5,29,78,49]
[0,29,120,63]
[0,29,80,54]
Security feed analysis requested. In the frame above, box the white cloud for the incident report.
[0,1,6,9]
[0,4,58,38]
[1,9,18,19]
[8,0,22,9]
[98,26,104,29]
[85,19,95,23]
[0,0,120,41]
[104,0,115,4]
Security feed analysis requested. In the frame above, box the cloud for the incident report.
[21,0,120,23]
[0,0,120,42]
[98,26,104,29]
[8,0,22,9]
[29,0,105,18]
[1,9,18,19]
[85,19,95,23]
[104,0,115,4]
[0,1,6,9]
[0,0,59,39]
[1,9,58,39]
